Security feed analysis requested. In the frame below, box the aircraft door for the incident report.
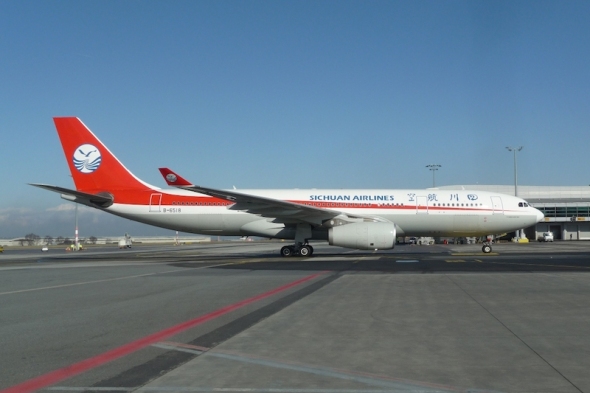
[491,196,504,214]
[149,193,162,212]
[416,196,428,214]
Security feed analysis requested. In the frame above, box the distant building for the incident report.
[440,185,590,240]
[0,236,211,247]
[0,238,26,247]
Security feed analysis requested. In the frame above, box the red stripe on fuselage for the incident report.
[107,192,495,213]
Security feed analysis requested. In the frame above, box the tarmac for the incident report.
[1,241,590,393]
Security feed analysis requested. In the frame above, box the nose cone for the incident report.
[535,208,545,222]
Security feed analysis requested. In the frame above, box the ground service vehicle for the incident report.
[540,232,554,242]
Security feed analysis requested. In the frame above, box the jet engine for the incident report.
[328,221,396,250]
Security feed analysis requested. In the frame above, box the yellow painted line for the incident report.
[235,259,268,264]
[477,261,590,270]
[475,259,483,263]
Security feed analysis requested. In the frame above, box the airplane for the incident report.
[31,117,544,256]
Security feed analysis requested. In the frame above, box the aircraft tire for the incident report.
[299,245,311,257]
[482,244,492,253]
[280,246,294,257]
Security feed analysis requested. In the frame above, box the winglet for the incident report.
[158,168,194,187]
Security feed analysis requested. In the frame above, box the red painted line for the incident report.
[0,272,327,393]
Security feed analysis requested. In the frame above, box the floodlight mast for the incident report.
[426,164,441,187]
[506,146,523,197]
[506,146,524,239]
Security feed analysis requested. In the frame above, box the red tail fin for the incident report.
[53,117,154,196]
[158,168,194,187]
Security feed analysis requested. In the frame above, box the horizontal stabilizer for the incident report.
[29,183,113,207]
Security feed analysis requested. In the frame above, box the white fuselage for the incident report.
[42,117,545,254]
[98,188,543,239]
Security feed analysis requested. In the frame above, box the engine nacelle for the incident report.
[328,222,396,250]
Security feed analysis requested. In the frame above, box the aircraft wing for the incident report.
[29,183,113,207]
[158,168,386,226]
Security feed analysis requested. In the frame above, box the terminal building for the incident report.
[441,185,590,241]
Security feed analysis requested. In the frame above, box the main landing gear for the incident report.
[481,242,492,253]
[280,243,314,257]
[280,223,314,257]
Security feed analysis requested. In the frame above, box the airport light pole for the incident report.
[426,164,441,187]
[506,146,523,197]
[75,202,79,251]
[69,174,80,251]
[506,146,524,239]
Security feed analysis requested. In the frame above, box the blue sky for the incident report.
[1,0,589,238]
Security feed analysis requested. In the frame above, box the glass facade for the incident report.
[537,206,590,218]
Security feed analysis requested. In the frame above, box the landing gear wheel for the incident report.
[280,246,294,257]
[299,245,312,257]
[482,244,492,254]
[308,245,314,255]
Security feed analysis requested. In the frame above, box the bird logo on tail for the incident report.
[73,144,102,173]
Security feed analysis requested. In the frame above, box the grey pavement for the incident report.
[135,272,590,393]
[1,241,590,393]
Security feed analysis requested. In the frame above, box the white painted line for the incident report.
[0,261,240,296]
[47,388,132,392]
[151,342,458,392]
[0,271,179,296]
[47,388,424,392]
[305,257,380,262]
[138,389,437,392]
[199,351,456,391]
[158,341,210,352]
[0,261,158,271]
[395,260,419,263]
[152,343,204,355]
